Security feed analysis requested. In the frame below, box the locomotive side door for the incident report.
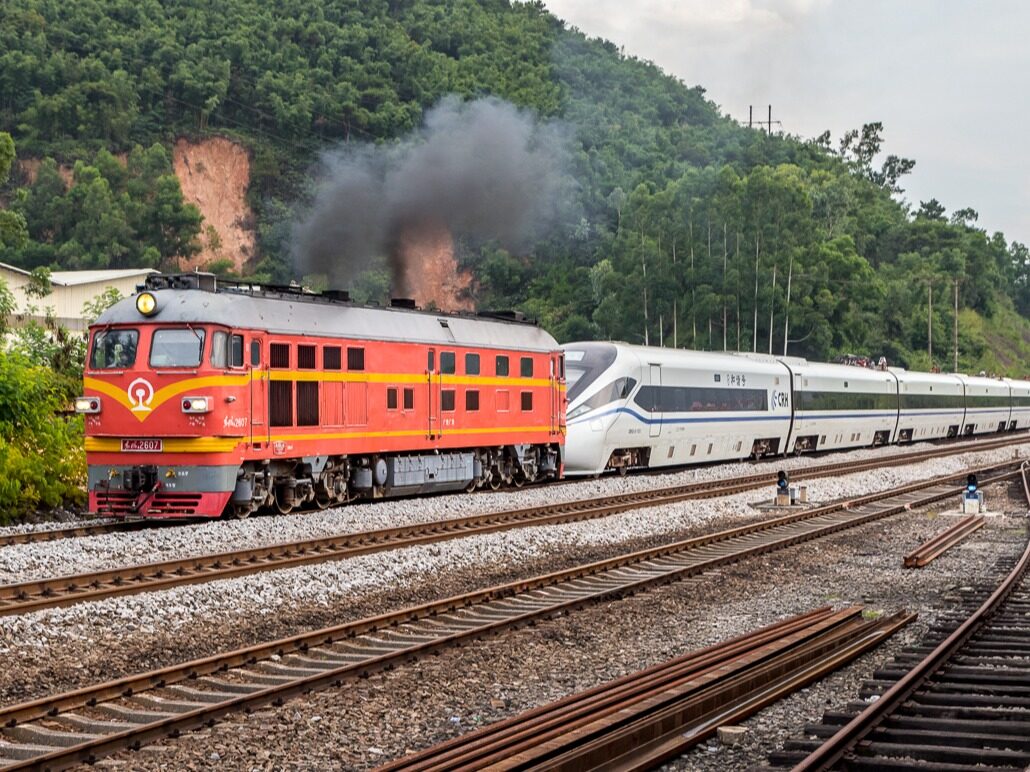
[648,363,662,438]
[427,348,438,440]
[249,333,269,446]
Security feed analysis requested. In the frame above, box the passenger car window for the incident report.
[90,329,139,369]
[150,328,205,367]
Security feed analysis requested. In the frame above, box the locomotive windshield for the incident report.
[564,343,618,402]
[150,328,206,367]
[89,329,139,369]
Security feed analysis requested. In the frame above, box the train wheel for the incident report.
[314,491,332,510]
[489,473,502,491]
[512,474,525,488]
[274,488,294,515]
[230,505,251,519]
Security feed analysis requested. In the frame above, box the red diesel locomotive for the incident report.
[77,273,566,518]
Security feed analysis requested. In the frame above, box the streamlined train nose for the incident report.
[564,413,615,475]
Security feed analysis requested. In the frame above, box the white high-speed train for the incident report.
[563,342,1030,476]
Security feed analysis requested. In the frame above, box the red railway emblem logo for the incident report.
[128,378,155,412]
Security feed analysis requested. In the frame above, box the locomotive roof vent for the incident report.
[477,309,527,323]
[322,289,351,303]
[145,272,217,293]
[390,297,418,310]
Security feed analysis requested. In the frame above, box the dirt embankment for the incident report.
[173,137,255,272]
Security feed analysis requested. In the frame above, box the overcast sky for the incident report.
[545,0,1029,246]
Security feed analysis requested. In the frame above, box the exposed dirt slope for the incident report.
[172,137,255,271]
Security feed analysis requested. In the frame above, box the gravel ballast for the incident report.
[92,483,1030,770]
[0,443,1026,709]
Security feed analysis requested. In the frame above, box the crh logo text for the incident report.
[128,378,155,412]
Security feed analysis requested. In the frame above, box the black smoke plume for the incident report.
[292,96,570,297]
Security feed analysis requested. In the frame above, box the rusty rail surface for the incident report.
[378,608,913,772]
[1021,459,1030,508]
[783,524,1030,771]
[902,514,986,568]
[1,438,1026,618]
[2,432,1024,550]
[0,464,1016,770]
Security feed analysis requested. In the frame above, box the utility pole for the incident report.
[768,262,777,354]
[746,105,781,133]
[672,238,677,349]
[953,278,959,372]
[782,252,794,356]
[723,223,728,351]
[641,229,649,346]
[752,234,760,352]
[927,281,932,364]
[767,104,773,134]
[659,315,663,347]
[735,231,741,351]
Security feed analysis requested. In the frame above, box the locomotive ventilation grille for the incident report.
[96,490,204,516]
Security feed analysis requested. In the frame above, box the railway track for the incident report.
[379,607,915,771]
[765,525,1030,771]
[2,432,1025,549]
[1,437,1026,618]
[0,463,1017,770]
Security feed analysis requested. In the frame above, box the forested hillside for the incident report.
[2,0,1029,373]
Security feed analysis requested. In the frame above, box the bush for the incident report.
[0,350,85,520]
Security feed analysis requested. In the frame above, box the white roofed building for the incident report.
[0,263,157,332]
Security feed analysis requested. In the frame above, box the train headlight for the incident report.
[136,292,157,316]
[181,396,212,414]
[74,396,102,414]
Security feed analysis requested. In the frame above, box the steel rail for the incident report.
[380,609,914,772]
[2,432,1024,549]
[1,437,1025,618]
[1021,459,1030,508]
[902,514,986,568]
[790,509,1030,771]
[0,464,1015,770]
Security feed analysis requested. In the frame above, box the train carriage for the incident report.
[1004,378,1030,430]
[892,368,965,441]
[78,274,565,518]
[956,374,1011,435]
[562,343,792,475]
[776,361,899,453]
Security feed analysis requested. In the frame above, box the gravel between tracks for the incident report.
[0,439,1025,584]
[92,484,1030,770]
[0,443,1025,710]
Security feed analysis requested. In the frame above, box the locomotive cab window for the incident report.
[150,328,205,367]
[347,347,364,371]
[465,353,480,375]
[90,328,139,369]
[250,340,261,367]
[210,332,244,368]
[441,351,456,374]
[520,357,533,377]
[496,355,509,376]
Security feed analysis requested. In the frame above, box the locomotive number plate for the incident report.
[121,439,162,452]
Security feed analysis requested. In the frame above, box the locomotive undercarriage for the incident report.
[229,443,562,517]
